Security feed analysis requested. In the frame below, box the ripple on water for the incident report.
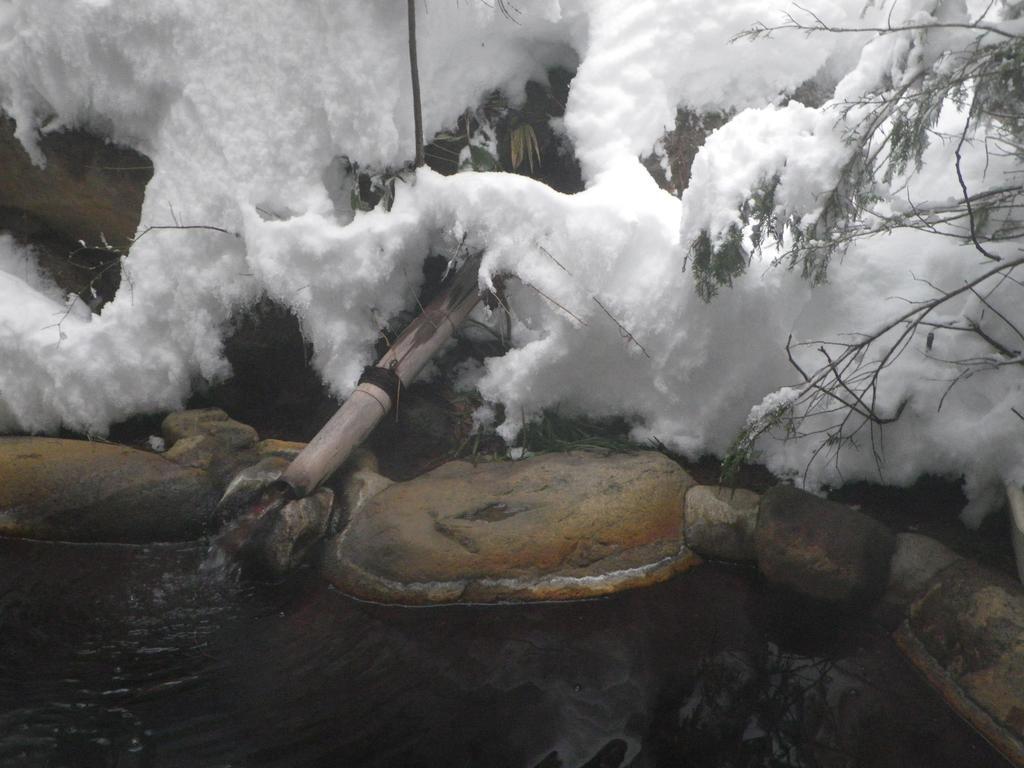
[0,536,1012,768]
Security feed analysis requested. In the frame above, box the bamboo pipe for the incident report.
[280,252,483,498]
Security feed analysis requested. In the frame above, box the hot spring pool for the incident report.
[0,536,1010,768]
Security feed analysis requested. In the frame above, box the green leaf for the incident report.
[468,144,499,172]
[689,225,749,302]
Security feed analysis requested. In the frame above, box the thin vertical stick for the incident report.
[407,0,424,167]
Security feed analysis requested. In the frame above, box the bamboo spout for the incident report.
[280,253,483,497]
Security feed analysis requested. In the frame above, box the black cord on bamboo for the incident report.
[358,365,402,406]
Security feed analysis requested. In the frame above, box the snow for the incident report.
[679,102,848,246]
[0,0,1021,524]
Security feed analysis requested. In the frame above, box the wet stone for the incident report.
[253,438,308,462]
[322,450,700,604]
[160,408,261,489]
[217,456,291,519]
[0,436,218,542]
[683,485,760,562]
[755,485,896,606]
[895,559,1024,766]
[161,407,258,451]
[339,468,394,521]
[244,487,335,578]
[875,532,961,628]
[164,433,227,469]
[0,115,150,248]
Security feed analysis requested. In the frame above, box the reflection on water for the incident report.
[0,537,1010,768]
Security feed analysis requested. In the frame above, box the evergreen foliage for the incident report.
[696,9,1023,295]
[705,5,1024,482]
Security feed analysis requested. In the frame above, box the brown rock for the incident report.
[217,456,291,519]
[348,447,380,474]
[755,485,896,605]
[163,434,222,469]
[252,440,378,474]
[254,439,308,462]
[0,116,151,247]
[875,533,961,628]
[341,468,395,518]
[245,488,335,577]
[895,560,1024,766]
[684,485,760,561]
[217,447,380,526]
[322,450,700,604]
[0,437,217,542]
[161,407,258,450]
[160,409,260,489]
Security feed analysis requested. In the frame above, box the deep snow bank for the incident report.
[0,0,1020,522]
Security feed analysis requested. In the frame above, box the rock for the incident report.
[322,450,700,604]
[251,441,378,479]
[755,485,896,605]
[875,533,961,627]
[165,433,260,490]
[217,447,380,524]
[160,408,261,488]
[341,468,394,518]
[894,560,1024,766]
[348,447,380,474]
[161,407,258,450]
[163,434,224,469]
[244,487,335,577]
[0,115,151,247]
[683,485,760,561]
[0,437,217,542]
[254,439,308,462]
[217,456,291,518]
[214,449,382,576]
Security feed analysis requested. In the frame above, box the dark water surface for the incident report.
[0,537,1010,768]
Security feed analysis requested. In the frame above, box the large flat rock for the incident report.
[895,560,1024,766]
[322,451,699,604]
[0,437,218,542]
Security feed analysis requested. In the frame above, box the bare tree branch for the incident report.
[734,3,1023,42]
[593,297,650,358]
[955,111,1001,261]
